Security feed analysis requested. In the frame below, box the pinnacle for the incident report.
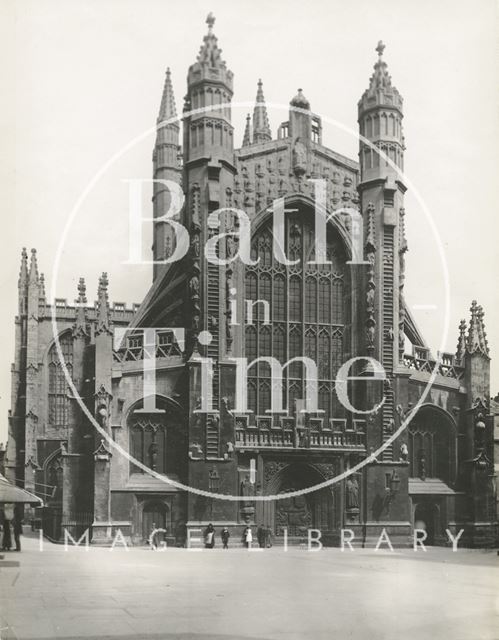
[466,300,489,357]
[158,66,177,122]
[28,248,39,284]
[18,247,28,287]
[77,277,87,305]
[242,113,252,147]
[252,79,271,143]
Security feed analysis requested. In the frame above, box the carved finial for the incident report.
[206,12,215,31]
[456,319,467,364]
[376,40,385,57]
[39,273,46,300]
[466,300,489,357]
[476,305,489,356]
[19,247,28,289]
[290,88,311,110]
[96,272,111,336]
[77,277,87,304]
[28,248,39,284]
[73,277,88,337]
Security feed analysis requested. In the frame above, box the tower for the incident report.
[152,68,182,280]
[183,13,235,358]
[358,42,406,460]
[183,14,238,527]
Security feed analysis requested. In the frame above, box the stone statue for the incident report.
[293,138,307,175]
[346,476,359,509]
[241,474,255,507]
[149,442,159,471]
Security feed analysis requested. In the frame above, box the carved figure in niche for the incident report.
[292,138,307,175]
[189,276,200,297]
[191,234,200,258]
[226,235,235,259]
[189,442,203,459]
[149,442,159,471]
[399,443,408,461]
[345,476,359,509]
[418,449,426,480]
[366,286,375,309]
[240,474,255,507]
[366,323,375,347]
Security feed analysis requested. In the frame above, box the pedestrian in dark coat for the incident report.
[257,525,265,548]
[204,523,215,548]
[1,505,13,551]
[221,527,230,549]
[13,515,22,552]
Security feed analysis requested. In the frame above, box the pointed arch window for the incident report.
[244,210,347,423]
[48,333,73,428]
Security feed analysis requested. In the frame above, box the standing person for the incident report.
[204,523,215,549]
[265,525,273,548]
[242,525,253,549]
[257,525,264,548]
[13,505,23,552]
[2,503,14,551]
[221,527,230,549]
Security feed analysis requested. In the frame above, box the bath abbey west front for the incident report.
[6,15,497,547]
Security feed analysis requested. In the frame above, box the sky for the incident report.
[0,0,497,443]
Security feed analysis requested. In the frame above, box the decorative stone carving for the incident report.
[365,202,376,355]
[398,207,408,361]
[264,461,287,486]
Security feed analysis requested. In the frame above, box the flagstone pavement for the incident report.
[0,532,497,640]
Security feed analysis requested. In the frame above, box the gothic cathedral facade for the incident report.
[5,16,497,547]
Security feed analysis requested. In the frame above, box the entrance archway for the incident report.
[142,501,168,542]
[414,502,438,545]
[270,464,335,537]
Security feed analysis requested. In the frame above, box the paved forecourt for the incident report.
[0,533,497,640]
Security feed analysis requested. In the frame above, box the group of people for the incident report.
[1,503,23,552]
[203,524,273,549]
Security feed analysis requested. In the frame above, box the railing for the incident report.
[38,507,93,543]
[235,416,366,450]
[402,350,464,381]
[113,330,183,363]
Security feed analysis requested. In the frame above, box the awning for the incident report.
[408,477,459,496]
[0,474,43,506]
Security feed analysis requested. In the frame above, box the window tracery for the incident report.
[48,333,73,428]
[244,210,347,422]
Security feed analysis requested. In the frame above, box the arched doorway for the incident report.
[414,502,438,545]
[271,464,334,537]
[142,501,168,542]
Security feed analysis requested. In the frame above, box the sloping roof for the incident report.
[0,474,43,505]
[408,478,459,496]
[123,473,183,493]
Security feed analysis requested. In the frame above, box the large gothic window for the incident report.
[48,333,73,428]
[244,208,348,423]
[408,408,456,484]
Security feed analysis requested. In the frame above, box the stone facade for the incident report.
[6,17,497,547]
